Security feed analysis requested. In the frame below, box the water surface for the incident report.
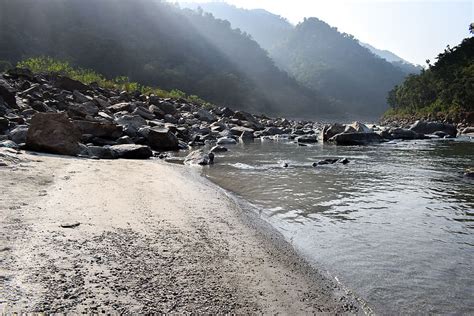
[196,137,474,314]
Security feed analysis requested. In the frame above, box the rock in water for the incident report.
[217,137,237,145]
[185,150,215,166]
[409,120,457,138]
[110,144,152,159]
[464,169,474,179]
[330,132,383,146]
[345,122,372,133]
[147,127,179,150]
[320,123,345,142]
[26,113,82,156]
[210,145,228,153]
[297,135,318,143]
[386,128,421,140]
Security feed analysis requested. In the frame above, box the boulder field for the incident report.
[0,68,471,164]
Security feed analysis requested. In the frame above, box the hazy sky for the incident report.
[177,0,473,65]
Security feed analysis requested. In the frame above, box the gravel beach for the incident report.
[0,149,361,314]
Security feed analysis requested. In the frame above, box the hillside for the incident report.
[386,36,474,121]
[0,0,331,117]
[183,3,409,117]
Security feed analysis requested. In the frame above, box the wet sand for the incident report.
[0,149,361,314]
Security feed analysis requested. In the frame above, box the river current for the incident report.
[187,136,474,314]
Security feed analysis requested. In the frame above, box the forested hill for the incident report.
[183,2,410,117]
[386,36,474,119]
[0,0,332,117]
[271,18,408,116]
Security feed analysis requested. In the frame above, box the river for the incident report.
[192,136,473,314]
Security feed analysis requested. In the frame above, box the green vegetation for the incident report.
[385,37,473,119]
[18,57,212,106]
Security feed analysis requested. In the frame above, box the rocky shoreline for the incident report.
[1,68,473,167]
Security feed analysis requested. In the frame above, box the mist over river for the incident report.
[189,137,473,314]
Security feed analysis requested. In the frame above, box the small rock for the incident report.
[60,222,80,228]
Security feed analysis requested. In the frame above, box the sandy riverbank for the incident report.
[0,149,360,314]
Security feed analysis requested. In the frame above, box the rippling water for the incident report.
[187,136,474,314]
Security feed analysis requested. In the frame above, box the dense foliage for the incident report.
[183,3,412,117]
[386,37,474,117]
[0,0,329,117]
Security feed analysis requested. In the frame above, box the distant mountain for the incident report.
[185,3,409,117]
[360,42,422,74]
[0,0,331,117]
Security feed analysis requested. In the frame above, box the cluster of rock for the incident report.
[0,68,322,163]
[320,120,469,146]
[0,68,472,165]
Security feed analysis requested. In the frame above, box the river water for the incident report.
[194,136,473,314]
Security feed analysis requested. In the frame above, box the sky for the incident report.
[177,0,473,65]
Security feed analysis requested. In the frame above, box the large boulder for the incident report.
[26,113,82,156]
[8,125,29,144]
[149,98,176,115]
[110,144,152,159]
[409,120,457,137]
[108,102,132,113]
[184,150,215,166]
[196,109,217,122]
[69,101,99,117]
[0,116,9,133]
[0,78,18,108]
[387,128,420,140]
[115,114,146,135]
[262,127,285,136]
[85,146,118,159]
[330,132,383,146]
[54,76,89,92]
[320,123,345,142]
[230,126,254,137]
[147,127,179,150]
[74,120,123,139]
[233,111,263,130]
[133,106,155,120]
[345,122,372,133]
